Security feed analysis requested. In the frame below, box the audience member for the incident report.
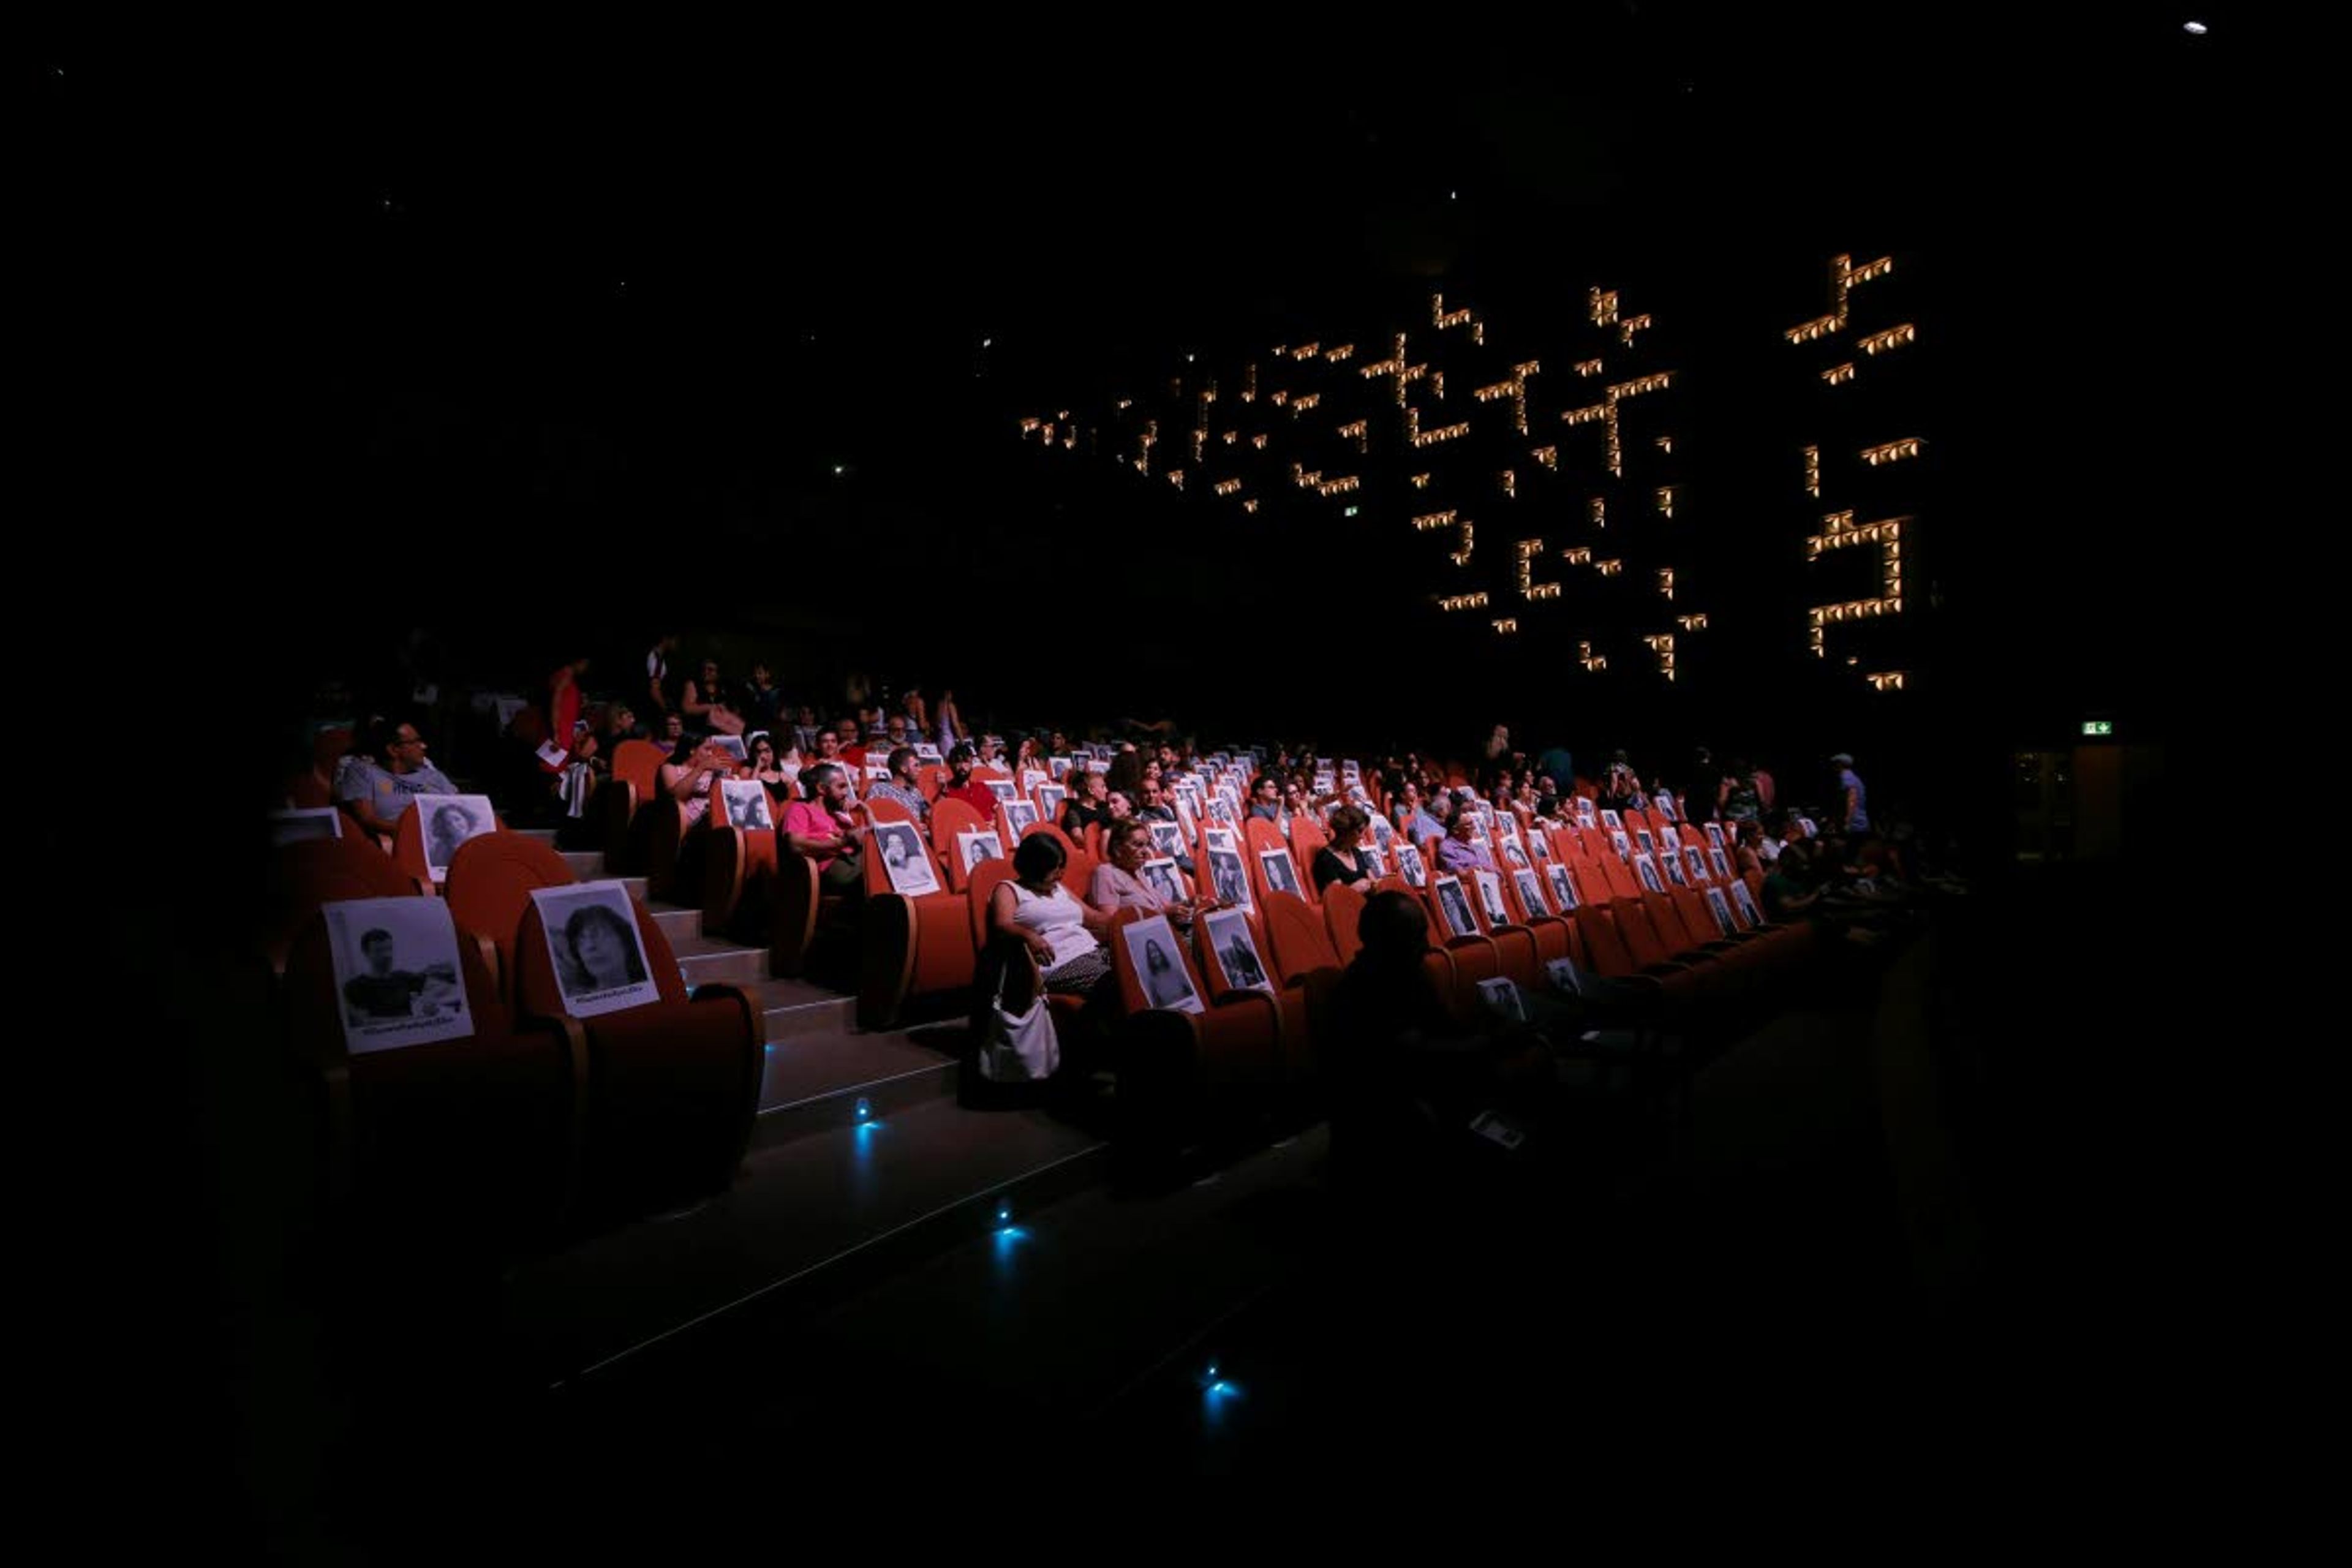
[339,718,459,837]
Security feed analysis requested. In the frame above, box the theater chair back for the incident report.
[600,740,669,872]
[285,913,574,1265]
[443,831,579,1002]
[265,834,418,972]
[514,894,761,1229]
[1322,880,1370,965]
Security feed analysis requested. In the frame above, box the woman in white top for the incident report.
[989,831,1116,1001]
[658,732,737,832]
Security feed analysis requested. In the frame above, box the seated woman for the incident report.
[1060,769,1114,839]
[747,731,798,801]
[1311,805,1378,895]
[658,731,739,834]
[1084,818,1208,930]
[989,832,1118,1005]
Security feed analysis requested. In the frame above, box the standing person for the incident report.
[933,687,967,751]
[1600,750,1644,812]
[1831,752,1870,834]
[644,632,681,722]
[548,655,590,746]
[739,661,785,736]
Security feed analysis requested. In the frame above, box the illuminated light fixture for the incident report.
[1642,632,1677,681]
[1562,404,1608,427]
[1251,434,1268,450]
[1436,592,1491,612]
[2184,20,2207,34]
[1588,497,1606,528]
[1859,437,1924,466]
[1657,567,1675,601]
[1325,344,1354,362]
[1867,671,1908,691]
[1038,424,1054,446]
[1562,546,1593,565]
[1242,365,1257,402]
[1823,363,1858,386]
[1343,504,1360,517]
[1786,312,1841,345]
[1270,391,1289,407]
[1167,470,1185,491]
[1338,418,1369,452]
[1531,446,1558,471]
[1243,498,1260,513]
[1411,421,1472,447]
[1655,485,1676,518]
[854,1096,875,1125]
[1676,612,1709,631]
[1618,312,1653,347]
[1222,430,1238,445]
[1359,358,1405,379]
[1290,393,1321,413]
[1315,476,1361,497]
[1411,472,1433,489]
[1499,470,1516,499]
[1577,639,1607,673]
[1116,398,1133,410]
[2082,718,2115,736]
[1019,417,1042,433]
[1431,292,1476,331]
[1575,358,1603,377]
[1803,446,1821,497]
[1516,539,1559,600]
[1191,429,1206,461]
[1589,288,1619,326]
[1857,323,1917,355]
[1213,478,1243,496]
[1656,435,1673,454]
[1594,559,1623,577]
[1491,618,1519,635]
[1271,345,1287,357]
[1473,379,1520,402]
[1291,342,1321,361]
[1450,521,1476,565]
[1430,369,1447,398]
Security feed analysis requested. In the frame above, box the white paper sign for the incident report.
[719,779,775,831]
[1204,908,1272,992]
[270,807,342,846]
[957,830,1004,873]
[415,793,497,882]
[874,821,941,895]
[326,896,472,1052]
[531,882,661,1018]
[1123,914,1204,1013]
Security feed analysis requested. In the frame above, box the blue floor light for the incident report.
[854,1095,873,1123]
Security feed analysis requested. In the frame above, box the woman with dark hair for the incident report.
[1102,747,1146,802]
[988,831,1117,1001]
[1313,805,1378,895]
[658,728,737,833]
[562,900,649,993]
[747,732,796,801]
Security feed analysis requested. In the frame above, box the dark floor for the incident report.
[142,854,2223,1554]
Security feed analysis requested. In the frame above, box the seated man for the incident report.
[938,742,1000,819]
[783,762,867,893]
[337,719,459,839]
[865,745,931,826]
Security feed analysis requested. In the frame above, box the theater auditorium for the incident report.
[71,11,2244,1552]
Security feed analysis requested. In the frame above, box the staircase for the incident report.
[506,831,1112,1389]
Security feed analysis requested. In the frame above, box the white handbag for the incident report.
[977,956,1060,1082]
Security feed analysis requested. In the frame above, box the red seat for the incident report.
[284,908,575,1264]
[601,740,669,873]
[858,799,976,1030]
[263,832,417,972]
[443,831,579,1002]
[513,894,762,1229]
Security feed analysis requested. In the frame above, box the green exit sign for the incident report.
[2081,720,2113,737]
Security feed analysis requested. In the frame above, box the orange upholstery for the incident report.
[601,740,669,872]
[443,831,579,1001]
[929,797,993,892]
[513,895,761,1229]
[263,834,418,972]
[704,816,779,943]
[1243,817,1309,905]
[1109,909,1286,1090]
[285,913,575,1262]
[1259,891,1340,984]
[1321,880,1370,965]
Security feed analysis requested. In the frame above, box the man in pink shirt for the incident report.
[784,762,867,892]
